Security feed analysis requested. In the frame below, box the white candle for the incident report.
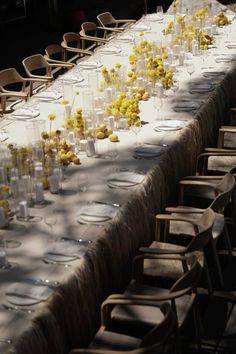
[118,118,127,130]
[80,139,87,152]
[137,77,144,87]
[104,88,113,103]
[35,182,44,203]
[34,166,44,179]
[19,200,29,219]
[96,110,104,125]
[155,83,163,98]
[65,104,72,119]
[49,174,60,194]
[10,176,19,199]
[86,139,96,157]
[108,116,115,131]
[68,131,75,143]
[211,24,217,35]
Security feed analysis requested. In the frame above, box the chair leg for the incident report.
[0,96,6,113]
[210,239,224,288]
[193,296,202,350]
[223,225,232,256]
[204,255,213,297]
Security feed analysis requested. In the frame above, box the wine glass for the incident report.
[0,234,9,269]
[44,208,58,242]
[186,61,195,77]
[156,6,164,17]
[131,121,141,146]
[153,95,163,120]
[76,173,88,193]
[171,78,179,94]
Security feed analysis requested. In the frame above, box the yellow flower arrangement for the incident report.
[101,64,122,88]
[106,92,140,127]
[214,12,230,26]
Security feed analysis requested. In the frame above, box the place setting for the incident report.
[10,107,40,120]
[4,281,54,306]
[77,59,103,70]
[96,45,122,55]
[76,201,119,225]
[43,240,88,264]
[154,119,188,132]
[133,143,167,159]
[107,169,146,189]
[33,90,62,102]
[214,53,236,62]
[189,82,214,94]
[202,67,227,77]
[172,99,200,112]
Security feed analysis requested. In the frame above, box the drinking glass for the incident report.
[156,6,164,16]
[76,173,88,193]
[153,95,163,120]
[131,121,141,146]
[44,208,58,241]
[171,78,179,94]
[0,234,9,269]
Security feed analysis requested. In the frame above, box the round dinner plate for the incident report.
[154,120,186,132]
[44,253,78,263]
[6,294,41,306]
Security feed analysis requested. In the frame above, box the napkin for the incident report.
[0,131,8,142]
[189,83,213,93]
[134,144,165,159]
[77,202,117,224]
[45,241,87,258]
[202,68,226,77]
[12,108,39,119]
[107,171,145,188]
[172,101,200,112]
[78,60,102,69]
[132,24,151,31]
[154,120,186,132]
[215,54,236,63]
[226,42,236,49]
[34,91,62,101]
[98,46,122,54]
[6,282,53,301]
[62,74,84,83]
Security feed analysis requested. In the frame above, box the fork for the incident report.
[42,259,71,268]
[0,338,13,344]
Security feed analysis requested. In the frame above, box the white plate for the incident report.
[34,91,62,101]
[12,108,39,119]
[134,144,165,158]
[78,61,102,69]
[215,54,236,63]
[173,101,199,112]
[189,83,213,93]
[44,241,87,262]
[107,171,145,188]
[98,47,122,54]
[154,120,186,132]
[5,282,52,306]
[76,202,117,224]
[62,75,84,84]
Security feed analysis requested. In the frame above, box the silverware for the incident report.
[61,237,92,246]
[42,259,71,268]
[0,338,13,344]
[24,277,60,288]
[93,200,121,208]
[1,304,35,313]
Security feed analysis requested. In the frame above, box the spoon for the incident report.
[0,338,13,344]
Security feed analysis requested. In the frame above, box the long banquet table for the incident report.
[1,1,236,353]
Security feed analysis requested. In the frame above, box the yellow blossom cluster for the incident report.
[191,6,209,21]
[146,56,173,89]
[101,63,122,87]
[163,20,174,35]
[214,12,230,26]
[64,108,85,137]
[106,92,140,127]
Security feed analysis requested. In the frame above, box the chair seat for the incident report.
[208,155,236,172]
[111,281,194,337]
[143,240,204,282]
[89,328,141,350]
[183,185,217,207]
[169,210,224,241]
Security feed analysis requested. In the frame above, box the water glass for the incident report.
[76,173,88,193]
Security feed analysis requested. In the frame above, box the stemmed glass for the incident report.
[153,95,163,120]
[76,173,88,193]
[44,208,58,242]
[131,120,141,146]
[186,61,195,77]
[0,234,10,269]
